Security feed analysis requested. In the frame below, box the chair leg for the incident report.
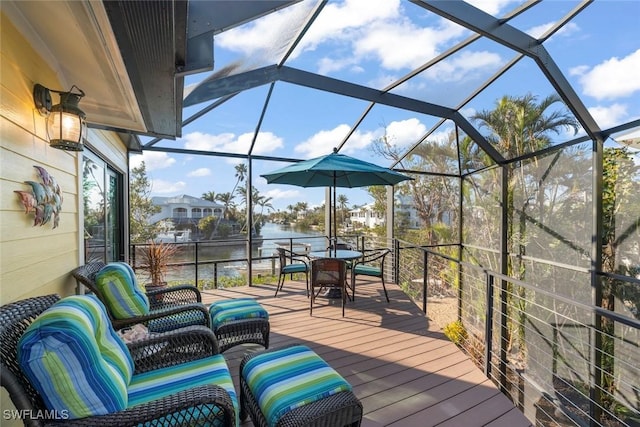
[275,274,283,297]
[381,275,390,302]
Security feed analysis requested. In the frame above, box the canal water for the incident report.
[164,222,327,282]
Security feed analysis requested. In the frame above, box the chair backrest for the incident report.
[18,295,134,420]
[1,294,60,426]
[328,243,353,251]
[277,247,303,270]
[72,261,107,295]
[361,248,390,266]
[94,262,150,320]
[311,258,347,287]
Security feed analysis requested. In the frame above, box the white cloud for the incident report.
[151,179,187,194]
[588,104,629,130]
[385,118,427,148]
[573,49,640,100]
[465,0,515,16]
[294,124,384,158]
[130,151,175,171]
[526,21,579,39]
[187,168,211,177]
[424,50,503,83]
[181,131,283,155]
[263,188,302,201]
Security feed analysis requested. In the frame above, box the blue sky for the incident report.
[131,0,640,212]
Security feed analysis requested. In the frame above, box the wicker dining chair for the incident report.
[350,248,391,302]
[310,258,348,317]
[0,294,236,427]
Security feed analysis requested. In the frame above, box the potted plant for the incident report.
[138,240,178,295]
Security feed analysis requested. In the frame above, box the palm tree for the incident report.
[337,194,349,225]
[201,191,216,202]
[471,93,578,354]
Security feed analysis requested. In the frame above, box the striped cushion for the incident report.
[128,354,238,426]
[209,298,268,330]
[243,345,352,426]
[18,295,133,419]
[96,262,150,319]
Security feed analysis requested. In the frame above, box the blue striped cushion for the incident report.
[243,345,352,426]
[128,354,238,426]
[96,262,150,319]
[209,298,268,330]
[18,295,133,419]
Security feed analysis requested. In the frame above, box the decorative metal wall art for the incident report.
[14,166,63,228]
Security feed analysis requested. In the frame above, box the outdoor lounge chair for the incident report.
[72,261,270,353]
[275,248,310,297]
[1,294,237,426]
[350,248,391,302]
[72,261,211,332]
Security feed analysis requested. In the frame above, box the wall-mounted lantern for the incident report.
[33,83,86,151]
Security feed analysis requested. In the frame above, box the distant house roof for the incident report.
[152,194,224,209]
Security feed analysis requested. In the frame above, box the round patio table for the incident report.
[308,250,363,260]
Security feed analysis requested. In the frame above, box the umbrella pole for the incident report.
[333,174,337,256]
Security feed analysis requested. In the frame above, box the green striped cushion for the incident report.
[96,262,150,319]
[243,345,352,426]
[18,295,133,419]
[209,298,268,330]
[128,354,238,426]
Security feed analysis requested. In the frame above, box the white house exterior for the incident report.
[349,204,385,228]
[348,196,424,230]
[150,194,225,227]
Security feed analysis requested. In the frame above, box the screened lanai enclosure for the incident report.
[88,1,639,426]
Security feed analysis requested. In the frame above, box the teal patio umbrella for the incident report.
[261,149,412,252]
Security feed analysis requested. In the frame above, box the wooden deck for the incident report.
[201,278,532,427]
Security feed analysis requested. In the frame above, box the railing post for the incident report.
[194,242,199,289]
[214,262,218,289]
[422,250,428,314]
[393,239,400,284]
[499,275,509,392]
[485,273,494,378]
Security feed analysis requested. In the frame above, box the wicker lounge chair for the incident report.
[73,261,269,353]
[72,261,209,331]
[1,294,237,426]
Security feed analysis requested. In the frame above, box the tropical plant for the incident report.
[130,161,161,243]
[138,240,177,286]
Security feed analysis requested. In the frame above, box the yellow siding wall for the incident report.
[0,14,128,305]
[1,14,131,422]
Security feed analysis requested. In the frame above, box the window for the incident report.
[173,208,187,218]
[83,150,124,262]
[203,208,213,217]
[192,208,202,218]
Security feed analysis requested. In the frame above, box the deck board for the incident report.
[201,279,532,427]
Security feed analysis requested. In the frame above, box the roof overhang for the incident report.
[4,0,300,145]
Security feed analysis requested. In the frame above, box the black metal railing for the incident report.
[395,239,640,427]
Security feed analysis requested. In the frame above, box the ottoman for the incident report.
[239,344,363,427]
[209,298,270,353]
